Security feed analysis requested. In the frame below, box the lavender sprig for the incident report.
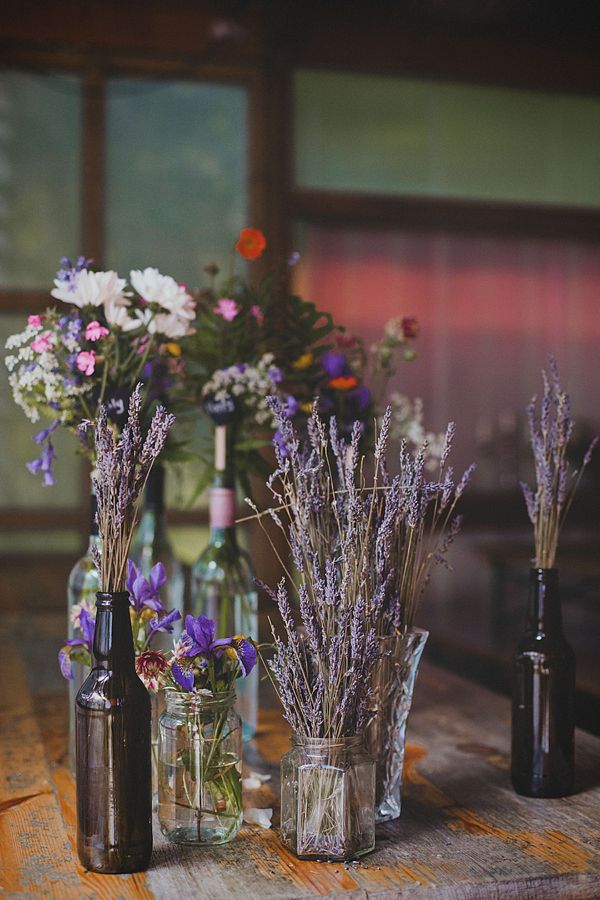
[521,357,597,568]
[90,383,175,591]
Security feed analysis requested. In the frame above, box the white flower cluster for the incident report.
[50,265,196,338]
[5,321,91,422]
[202,353,282,426]
[388,392,445,469]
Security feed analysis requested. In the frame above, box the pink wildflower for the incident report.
[28,315,43,328]
[213,298,239,322]
[250,305,264,325]
[76,350,96,376]
[31,331,54,353]
[85,320,109,342]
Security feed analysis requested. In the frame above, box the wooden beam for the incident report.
[291,188,600,242]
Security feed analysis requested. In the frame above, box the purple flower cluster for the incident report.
[169,614,257,693]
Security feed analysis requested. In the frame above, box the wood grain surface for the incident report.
[1,610,599,899]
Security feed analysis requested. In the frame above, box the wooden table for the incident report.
[1,611,600,899]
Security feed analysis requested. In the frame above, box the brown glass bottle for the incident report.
[511,568,575,798]
[75,591,152,873]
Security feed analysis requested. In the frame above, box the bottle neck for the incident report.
[210,424,237,542]
[527,568,563,634]
[144,463,165,515]
[209,486,237,544]
[93,591,136,673]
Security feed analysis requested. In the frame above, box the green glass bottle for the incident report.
[67,491,101,773]
[130,463,185,648]
[190,424,258,740]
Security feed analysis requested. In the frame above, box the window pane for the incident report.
[295,71,600,207]
[293,223,600,488]
[106,79,247,287]
[0,71,82,288]
[0,313,82,508]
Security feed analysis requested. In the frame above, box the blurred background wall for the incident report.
[1,0,599,727]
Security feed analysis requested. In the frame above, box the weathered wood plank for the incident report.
[4,609,600,899]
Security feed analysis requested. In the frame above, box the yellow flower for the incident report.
[164,342,182,357]
[300,401,313,413]
[292,352,313,370]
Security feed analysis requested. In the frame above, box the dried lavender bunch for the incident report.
[250,400,473,737]
[89,383,175,592]
[521,357,597,569]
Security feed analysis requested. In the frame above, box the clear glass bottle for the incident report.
[191,425,258,741]
[511,568,575,798]
[158,688,242,845]
[67,491,101,774]
[76,591,152,874]
[280,734,375,861]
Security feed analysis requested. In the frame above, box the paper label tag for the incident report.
[210,487,236,528]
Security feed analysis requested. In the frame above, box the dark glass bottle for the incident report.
[190,424,258,740]
[511,568,575,798]
[75,591,152,873]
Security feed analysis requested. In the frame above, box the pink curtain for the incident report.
[294,226,600,486]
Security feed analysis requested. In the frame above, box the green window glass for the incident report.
[294,70,600,207]
[106,78,247,288]
[0,71,82,288]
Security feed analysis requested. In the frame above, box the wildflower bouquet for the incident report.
[58,560,181,682]
[521,357,597,568]
[182,228,343,492]
[5,257,194,484]
[142,613,257,845]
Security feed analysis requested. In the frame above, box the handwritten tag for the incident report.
[203,393,237,426]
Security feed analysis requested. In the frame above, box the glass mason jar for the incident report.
[158,689,243,845]
[280,735,375,861]
[365,627,429,823]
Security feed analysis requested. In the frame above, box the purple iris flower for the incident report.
[182,614,232,657]
[58,608,95,680]
[235,638,257,677]
[148,607,181,638]
[26,440,55,486]
[126,560,167,613]
[172,662,195,691]
[320,351,349,379]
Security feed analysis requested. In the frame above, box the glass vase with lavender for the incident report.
[252,403,388,861]
[155,614,256,845]
[512,357,597,798]
[364,419,474,822]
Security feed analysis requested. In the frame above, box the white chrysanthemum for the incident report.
[148,311,195,339]
[130,267,195,318]
[51,269,129,309]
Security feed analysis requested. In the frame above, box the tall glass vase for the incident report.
[365,627,429,823]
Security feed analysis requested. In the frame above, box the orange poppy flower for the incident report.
[329,375,358,391]
[235,228,267,260]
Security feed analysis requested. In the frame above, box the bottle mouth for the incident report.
[95,590,130,607]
